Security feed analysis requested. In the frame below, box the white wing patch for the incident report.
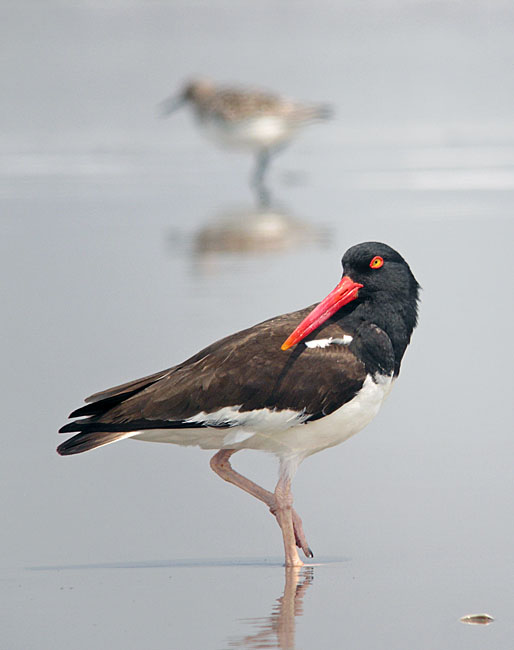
[184,405,309,431]
[184,405,243,427]
[305,335,353,349]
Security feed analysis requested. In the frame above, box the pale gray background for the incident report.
[1,1,513,649]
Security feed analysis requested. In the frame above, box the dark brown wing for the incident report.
[58,307,367,453]
[85,368,172,405]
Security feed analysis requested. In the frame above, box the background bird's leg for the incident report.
[252,149,272,209]
[274,474,303,567]
[210,450,312,558]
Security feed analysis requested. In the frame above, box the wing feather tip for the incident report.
[56,430,131,456]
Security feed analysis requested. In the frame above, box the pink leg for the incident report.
[274,506,312,559]
[210,450,313,561]
[273,474,303,567]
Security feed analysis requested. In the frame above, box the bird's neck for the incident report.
[337,292,418,376]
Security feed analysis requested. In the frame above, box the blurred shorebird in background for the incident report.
[160,78,332,205]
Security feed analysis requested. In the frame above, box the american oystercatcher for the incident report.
[58,242,419,567]
[160,78,331,203]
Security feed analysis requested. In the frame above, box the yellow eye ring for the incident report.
[370,256,384,269]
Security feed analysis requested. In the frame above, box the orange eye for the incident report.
[369,256,384,269]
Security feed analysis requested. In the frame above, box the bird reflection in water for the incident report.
[167,202,330,274]
[227,566,314,650]
[193,206,328,257]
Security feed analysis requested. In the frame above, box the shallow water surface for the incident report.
[5,555,511,649]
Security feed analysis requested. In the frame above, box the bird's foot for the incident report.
[292,510,314,559]
[270,504,313,559]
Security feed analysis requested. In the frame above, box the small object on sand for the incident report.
[459,613,494,625]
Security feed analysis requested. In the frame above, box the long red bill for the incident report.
[281,275,363,351]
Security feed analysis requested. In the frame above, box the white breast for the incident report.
[273,373,395,460]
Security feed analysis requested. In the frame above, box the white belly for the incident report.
[200,115,296,150]
[133,374,394,463]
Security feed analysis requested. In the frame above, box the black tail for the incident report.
[57,368,172,455]
[57,430,131,456]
